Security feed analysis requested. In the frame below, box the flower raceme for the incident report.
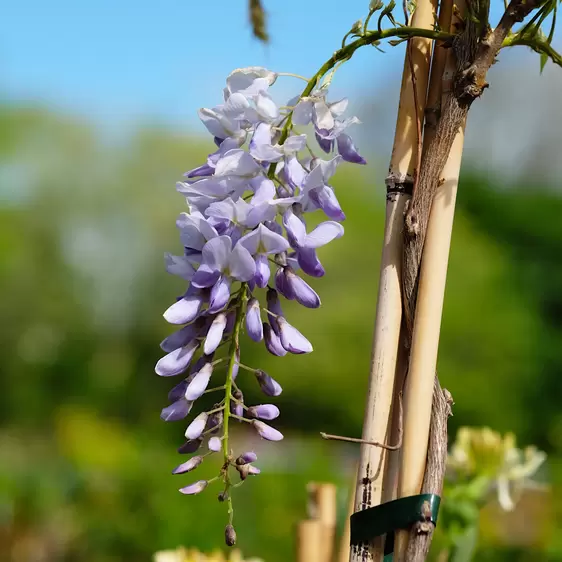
[156,66,365,544]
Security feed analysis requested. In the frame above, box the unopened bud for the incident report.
[225,524,237,547]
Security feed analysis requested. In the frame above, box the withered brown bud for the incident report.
[225,524,237,547]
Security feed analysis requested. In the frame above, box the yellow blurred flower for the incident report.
[448,426,546,511]
[153,546,264,562]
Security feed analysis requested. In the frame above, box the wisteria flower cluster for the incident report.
[156,66,365,544]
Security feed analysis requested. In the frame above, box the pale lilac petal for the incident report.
[283,208,307,248]
[185,412,209,439]
[275,267,295,300]
[237,227,260,255]
[177,438,203,454]
[250,176,276,204]
[222,92,250,118]
[313,100,334,130]
[201,235,232,270]
[208,436,222,452]
[163,295,203,324]
[248,404,280,420]
[204,313,227,354]
[311,186,346,221]
[254,254,270,288]
[226,67,277,94]
[160,398,193,421]
[249,123,283,162]
[292,99,314,126]
[286,268,321,308]
[179,480,208,495]
[155,340,200,377]
[278,317,313,354]
[257,223,290,254]
[191,265,221,288]
[215,149,260,177]
[229,243,256,281]
[185,364,213,400]
[255,92,279,121]
[255,369,283,395]
[208,275,231,313]
[297,247,325,277]
[304,221,344,248]
[198,108,230,138]
[165,253,196,280]
[337,133,367,164]
[172,455,203,475]
[245,298,263,342]
[285,156,307,189]
[266,288,283,334]
[283,134,307,153]
[328,98,349,116]
[247,465,261,475]
[252,420,284,441]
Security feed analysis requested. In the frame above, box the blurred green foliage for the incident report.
[1,104,561,561]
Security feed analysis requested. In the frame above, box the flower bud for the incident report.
[218,491,229,502]
[177,438,203,454]
[185,412,209,440]
[236,451,258,465]
[208,436,222,452]
[248,404,280,420]
[255,369,283,396]
[252,420,284,441]
[172,455,203,475]
[225,524,237,547]
[179,480,208,495]
[185,363,213,401]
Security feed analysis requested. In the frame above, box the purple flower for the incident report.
[179,480,208,495]
[248,404,280,420]
[252,420,284,441]
[185,363,213,400]
[277,317,313,354]
[230,389,245,418]
[285,267,321,308]
[236,451,258,465]
[263,322,288,356]
[246,297,263,342]
[163,292,204,325]
[160,398,193,422]
[177,438,203,454]
[255,369,283,396]
[185,412,209,440]
[204,313,227,354]
[172,455,203,475]
[192,236,256,288]
[155,340,200,377]
[208,437,222,452]
[266,288,283,334]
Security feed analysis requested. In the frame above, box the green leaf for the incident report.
[540,51,549,72]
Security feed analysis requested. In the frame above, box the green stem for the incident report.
[222,283,248,524]
[503,35,562,67]
[267,25,453,179]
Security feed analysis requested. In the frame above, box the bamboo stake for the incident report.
[308,482,337,561]
[394,3,466,558]
[350,0,436,560]
[296,520,324,562]
[381,0,454,511]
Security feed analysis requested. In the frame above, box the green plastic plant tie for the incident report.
[350,493,441,548]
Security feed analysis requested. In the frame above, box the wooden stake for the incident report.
[394,3,465,557]
[350,0,436,560]
[308,482,337,562]
[296,520,325,562]
[338,471,358,562]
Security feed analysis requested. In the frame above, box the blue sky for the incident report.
[2,0,558,135]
